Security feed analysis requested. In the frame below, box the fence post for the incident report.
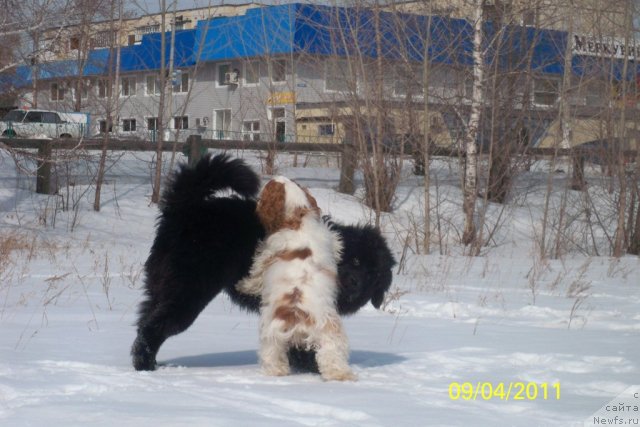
[36,140,53,195]
[570,150,586,191]
[187,134,203,167]
[338,141,356,195]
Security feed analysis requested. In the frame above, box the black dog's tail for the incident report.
[161,153,260,210]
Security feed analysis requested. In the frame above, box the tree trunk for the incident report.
[151,0,168,204]
[462,0,484,246]
[94,0,121,212]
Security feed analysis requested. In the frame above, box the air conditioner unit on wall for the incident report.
[224,71,239,85]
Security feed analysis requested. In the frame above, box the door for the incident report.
[276,121,285,143]
[214,109,231,139]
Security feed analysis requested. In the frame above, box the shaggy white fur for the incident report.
[237,177,355,381]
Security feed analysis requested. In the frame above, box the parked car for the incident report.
[0,109,89,139]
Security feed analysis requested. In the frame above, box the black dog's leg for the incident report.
[132,321,166,371]
[288,347,320,374]
[132,299,207,371]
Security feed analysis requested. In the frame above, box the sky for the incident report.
[127,0,300,15]
[127,0,640,34]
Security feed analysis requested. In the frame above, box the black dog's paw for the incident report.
[131,336,157,371]
[287,347,319,374]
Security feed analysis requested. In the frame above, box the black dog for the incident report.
[132,154,395,371]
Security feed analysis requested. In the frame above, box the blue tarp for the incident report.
[5,2,639,87]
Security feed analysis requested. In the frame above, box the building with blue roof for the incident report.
[2,2,638,148]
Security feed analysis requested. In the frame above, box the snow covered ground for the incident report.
[0,150,638,426]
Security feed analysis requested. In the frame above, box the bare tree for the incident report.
[150,0,169,205]
[69,0,111,113]
[93,0,123,212]
[461,0,485,246]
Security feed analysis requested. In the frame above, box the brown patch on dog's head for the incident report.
[256,180,286,234]
[257,177,321,235]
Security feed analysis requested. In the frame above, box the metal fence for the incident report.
[0,135,356,195]
[1,134,637,196]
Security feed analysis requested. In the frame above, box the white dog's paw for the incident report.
[262,364,291,377]
[321,368,357,382]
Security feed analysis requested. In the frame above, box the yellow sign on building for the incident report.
[267,92,296,105]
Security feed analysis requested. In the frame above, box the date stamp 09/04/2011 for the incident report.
[448,382,561,402]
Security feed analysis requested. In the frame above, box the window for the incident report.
[98,119,113,133]
[318,123,335,136]
[79,79,90,99]
[122,118,137,132]
[50,82,65,101]
[438,69,472,99]
[172,71,189,93]
[147,117,158,131]
[3,110,26,122]
[42,112,60,124]
[146,75,161,95]
[270,108,286,142]
[172,16,190,31]
[533,78,559,106]
[174,116,189,130]
[214,109,231,138]
[394,65,424,97]
[326,59,350,92]
[271,108,285,120]
[244,60,261,85]
[121,76,136,97]
[523,9,536,26]
[70,36,80,50]
[91,30,115,49]
[464,75,474,98]
[133,24,160,44]
[271,59,287,83]
[242,120,260,141]
[98,79,112,99]
[127,34,136,46]
[217,63,231,86]
[25,112,43,123]
[586,81,607,106]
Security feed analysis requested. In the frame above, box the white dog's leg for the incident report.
[236,273,263,296]
[259,326,290,377]
[235,241,277,296]
[315,316,356,381]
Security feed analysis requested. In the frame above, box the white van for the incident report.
[0,109,89,139]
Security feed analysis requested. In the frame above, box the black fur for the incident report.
[132,154,396,372]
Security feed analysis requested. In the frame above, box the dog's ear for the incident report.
[302,187,319,210]
[257,180,286,234]
[371,288,386,309]
[371,268,393,309]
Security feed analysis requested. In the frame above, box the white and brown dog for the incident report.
[237,176,356,381]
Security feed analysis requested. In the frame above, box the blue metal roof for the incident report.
[37,49,110,79]
[4,2,638,87]
[192,4,475,66]
[120,29,196,72]
[193,5,295,61]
